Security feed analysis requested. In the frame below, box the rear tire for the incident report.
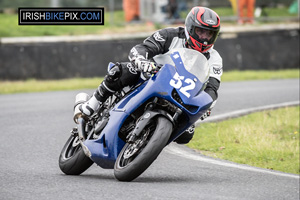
[114,116,173,181]
[59,134,93,175]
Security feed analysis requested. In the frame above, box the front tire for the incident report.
[114,116,173,181]
[59,134,93,175]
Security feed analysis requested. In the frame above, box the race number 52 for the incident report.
[169,72,195,98]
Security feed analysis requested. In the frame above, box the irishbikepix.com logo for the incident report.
[18,8,104,25]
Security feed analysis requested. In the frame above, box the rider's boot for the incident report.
[174,124,195,144]
[79,82,114,117]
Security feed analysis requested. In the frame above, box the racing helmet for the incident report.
[185,7,221,53]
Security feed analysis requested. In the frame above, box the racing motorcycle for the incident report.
[58,48,213,181]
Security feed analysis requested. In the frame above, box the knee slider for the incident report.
[104,63,123,91]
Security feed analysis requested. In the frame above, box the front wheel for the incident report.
[114,116,173,181]
[59,132,93,175]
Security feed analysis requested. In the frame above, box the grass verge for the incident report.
[0,69,298,94]
[188,106,300,174]
[221,69,299,82]
[0,77,104,94]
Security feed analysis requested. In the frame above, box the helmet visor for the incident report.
[194,27,214,41]
[193,26,219,46]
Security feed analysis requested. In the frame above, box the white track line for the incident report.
[165,144,299,179]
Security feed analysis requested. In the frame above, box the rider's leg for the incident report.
[80,62,140,116]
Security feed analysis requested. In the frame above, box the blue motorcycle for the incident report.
[59,48,213,181]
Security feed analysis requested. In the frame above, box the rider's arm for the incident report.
[128,28,179,61]
[205,77,220,101]
[205,48,223,101]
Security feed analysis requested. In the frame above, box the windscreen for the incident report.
[153,48,210,83]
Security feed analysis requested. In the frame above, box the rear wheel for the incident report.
[59,131,93,175]
[114,116,173,181]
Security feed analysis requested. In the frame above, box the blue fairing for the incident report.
[84,50,213,169]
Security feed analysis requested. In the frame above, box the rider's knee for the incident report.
[103,63,123,91]
[106,63,122,83]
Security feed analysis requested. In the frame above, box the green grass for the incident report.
[0,69,298,94]
[221,69,300,82]
[188,106,300,174]
[0,77,104,94]
[263,7,299,17]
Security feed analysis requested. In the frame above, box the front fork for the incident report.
[126,99,182,144]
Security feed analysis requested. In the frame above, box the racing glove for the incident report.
[133,55,157,73]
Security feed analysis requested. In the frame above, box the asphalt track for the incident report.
[0,79,299,200]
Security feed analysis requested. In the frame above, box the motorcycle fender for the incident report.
[132,110,174,138]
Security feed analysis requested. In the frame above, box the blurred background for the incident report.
[0,0,299,25]
[0,0,299,80]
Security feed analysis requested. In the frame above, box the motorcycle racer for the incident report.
[80,6,222,144]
